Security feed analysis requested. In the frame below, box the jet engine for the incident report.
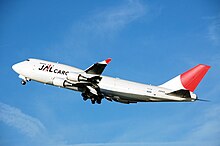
[52,77,77,89]
[66,72,87,82]
[52,77,66,87]
[67,72,102,83]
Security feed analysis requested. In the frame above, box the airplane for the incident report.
[12,58,211,104]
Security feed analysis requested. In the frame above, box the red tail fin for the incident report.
[180,64,211,92]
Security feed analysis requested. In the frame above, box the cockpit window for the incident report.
[26,59,30,61]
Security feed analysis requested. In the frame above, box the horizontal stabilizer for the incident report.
[196,98,210,102]
[167,89,191,98]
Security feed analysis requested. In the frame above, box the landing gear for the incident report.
[81,91,103,104]
[91,97,96,104]
[19,75,30,86]
[81,93,88,101]
[96,99,101,104]
[83,97,88,101]
[21,80,26,85]
[90,97,102,104]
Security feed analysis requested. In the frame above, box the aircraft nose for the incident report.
[12,63,18,72]
[12,63,22,73]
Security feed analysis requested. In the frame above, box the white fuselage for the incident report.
[12,59,197,104]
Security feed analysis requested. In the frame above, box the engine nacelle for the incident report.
[67,72,80,82]
[67,72,102,84]
[66,72,86,82]
[52,77,66,87]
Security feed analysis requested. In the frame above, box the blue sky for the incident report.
[1,0,220,145]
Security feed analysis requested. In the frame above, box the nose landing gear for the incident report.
[19,75,30,86]
[21,80,26,85]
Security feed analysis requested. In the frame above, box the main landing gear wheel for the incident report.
[83,97,88,101]
[21,80,26,85]
[91,98,96,104]
[96,99,101,104]
[81,93,88,101]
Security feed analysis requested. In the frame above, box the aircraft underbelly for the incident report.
[100,88,149,102]
[100,87,189,102]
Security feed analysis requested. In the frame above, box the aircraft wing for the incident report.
[85,58,112,75]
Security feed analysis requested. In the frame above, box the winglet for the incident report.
[105,58,112,64]
[85,58,112,75]
[99,58,112,64]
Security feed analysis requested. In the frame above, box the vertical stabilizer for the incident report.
[160,64,211,92]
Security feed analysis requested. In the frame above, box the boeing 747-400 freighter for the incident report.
[12,58,210,104]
